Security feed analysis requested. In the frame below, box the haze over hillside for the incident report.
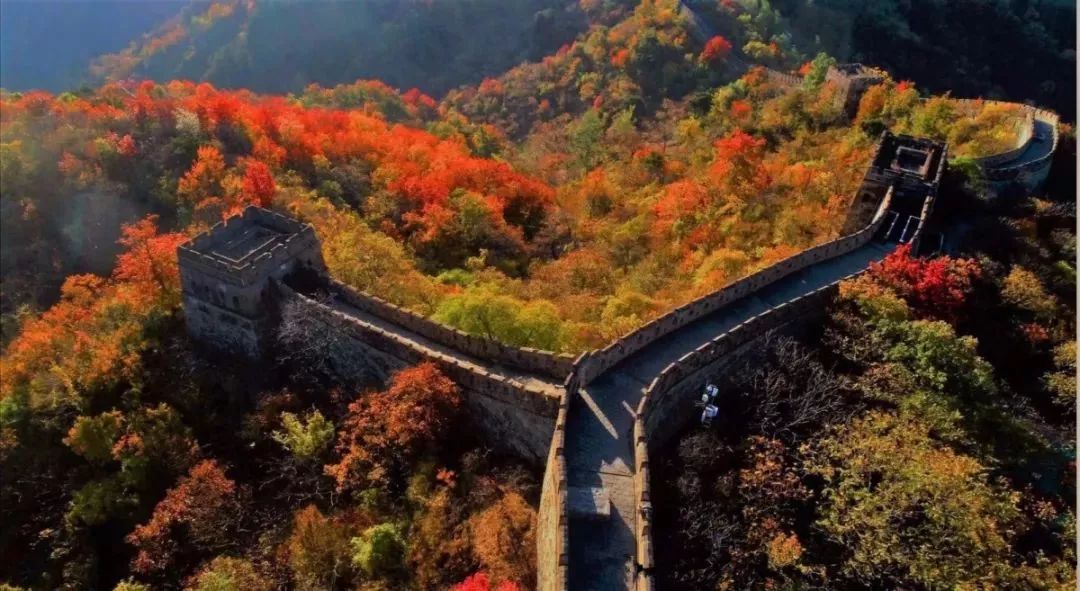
[774,0,1077,120]
[1,0,1074,119]
[28,0,591,96]
[0,0,182,92]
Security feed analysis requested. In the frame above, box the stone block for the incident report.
[567,486,610,520]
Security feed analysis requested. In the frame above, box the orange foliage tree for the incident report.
[325,362,462,491]
[469,492,537,587]
[1,216,187,410]
[127,460,241,575]
[178,145,226,206]
[113,215,187,306]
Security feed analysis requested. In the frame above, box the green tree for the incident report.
[185,556,273,591]
[64,411,124,464]
[351,522,406,578]
[882,319,997,399]
[802,52,836,89]
[570,109,606,172]
[433,287,565,351]
[805,411,1025,589]
[1001,266,1058,320]
[68,476,136,526]
[272,410,334,461]
[1043,341,1076,409]
[113,581,151,591]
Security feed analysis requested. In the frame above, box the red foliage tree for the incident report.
[730,99,752,120]
[869,244,982,322]
[709,130,769,192]
[611,48,631,68]
[116,134,137,157]
[241,159,276,207]
[701,36,733,63]
[654,180,709,238]
[452,572,522,591]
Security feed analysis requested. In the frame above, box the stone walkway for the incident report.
[562,240,896,590]
[1008,118,1055,167]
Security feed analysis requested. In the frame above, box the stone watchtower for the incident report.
[827,63,887,118]
[864,131,947,208]
[177,206,325,357]
[842,131,947,234]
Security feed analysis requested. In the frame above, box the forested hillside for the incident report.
[87,0,593,96]
[654,196,1077,588]
[770,0,1078,120]
[0,1,1075,590]
[2,0,1073,121]
[0,0,180,92]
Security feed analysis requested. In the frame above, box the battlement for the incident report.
[827,63,888,117]
[872,133,946,175]
[178,206,325,356]
[178,207,320,286]
[828,63,886,81]
[867,132,947,200]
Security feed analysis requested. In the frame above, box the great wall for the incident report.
[177,62,1060,591]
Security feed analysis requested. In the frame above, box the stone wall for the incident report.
[182,294,266,357]
[626,167,937,582]
[826,65,886,117]
[276,283,560,463]
[947,99,1037,168]
[323,278,575,380]
[638,284,841,449]
[909,169,940,254]
[632,415,654,591]
[536,356,584,591]
[983,108,1060,187]
[628,283,840,591]
[179,207,325,357]
[578,188,894,386]
[763,68,802,88]
[908,99,1058,193]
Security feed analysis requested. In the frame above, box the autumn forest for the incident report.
[0,1,1076,590]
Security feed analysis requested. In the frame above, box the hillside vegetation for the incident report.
[87,0,592,96]
[0,1,1075,590]
[773,0,1078,120]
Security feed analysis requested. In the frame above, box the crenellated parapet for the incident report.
[826,63,888,117]
[536,354,584,591]
[178,207,323,286]
[179,207,568,461]
[577,182,896,388]
[980,108,1060,191]
[865,132,947,204]
[180,206,576,376]
[274,281,562,462]
[322,278,575,380]
[178,207,325,357]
